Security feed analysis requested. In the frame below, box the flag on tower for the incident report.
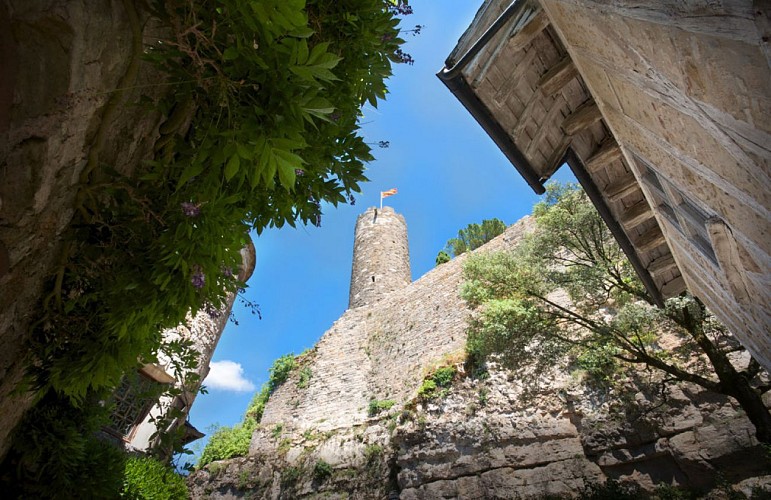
[380,188,397,209]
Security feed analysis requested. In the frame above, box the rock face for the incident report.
[0,0,170,457]
[187,211,770,499]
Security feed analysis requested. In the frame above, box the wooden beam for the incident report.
[561,100,602,136]
[604,174,639,202]
[538,56,578,97]
[586,139,622,173]
[510,87,550,143]
[541,135,572,181]
[507,10,550,53]
[494,49,537,105]
[525,98,568,159]
[647,254,677,276]
[621,200,654,228]
[635,226,667,253]
[660,275,686,298]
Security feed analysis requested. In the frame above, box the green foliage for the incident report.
[198,418,257,468]
[0,391,127,498]
[432,366,456,387]
[445,218,506,257]
[368,399,396,416]
[417,366,456,400]
[268,354,297,392]
[297,366,313,388]
[435,250,451,266]
[245,352,300,423]
[271,424,284,439]
[313,459,333,482]
[282,465,303,488]
[653,483,700,500]
[460,183,687,385]
[364,444,383,463]
[199,351,310,467]
[417,379,437,399]
[245,385,271,423]
[122,456,189,499]
[579,480,643,499]
[18,0,412,490]
[461,182,771,442]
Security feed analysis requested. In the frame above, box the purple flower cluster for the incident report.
[204,303,221,319]
[393,48,414,65]
[181,201,201,217]
[221,266,234,278]
[295,168,305,177]
[387,3,413,15]
[191,270,205,289]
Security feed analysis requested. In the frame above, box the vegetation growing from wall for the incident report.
[368,399,396,416]
[3,0,414,493]
[122,455,189,499]
[442,218,507,258]
[199,352,306,467]
[461,182,771,443]
[417,366,456,400]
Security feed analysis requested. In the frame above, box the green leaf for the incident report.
[223,46,239,61]
[225,154,240,181]
[176,163,204,189]
[237,143,254,160]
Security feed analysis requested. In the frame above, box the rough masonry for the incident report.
[188,208,770,499]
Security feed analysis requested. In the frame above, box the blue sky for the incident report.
[188,0,574,459]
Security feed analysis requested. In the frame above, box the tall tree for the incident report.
[462,183,771,443]
[445,218,507,257]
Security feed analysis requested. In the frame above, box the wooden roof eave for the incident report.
[564,149,666,307]
[437,0,546,195]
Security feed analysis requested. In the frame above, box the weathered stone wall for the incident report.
[349,206,412,309]
[256,216,532,435]
[539,0,771,370]
[0,0,168,457]
[189,211,770,499]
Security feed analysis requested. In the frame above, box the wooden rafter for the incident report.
[561,100,602,136]
[538,56,578,96]
[585,139,622,173]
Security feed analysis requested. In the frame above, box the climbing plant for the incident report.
[4,0,414,494]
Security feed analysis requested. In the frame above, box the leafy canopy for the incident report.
[461,182,771,442]
[444,218,507,258]
[9,0,415,493]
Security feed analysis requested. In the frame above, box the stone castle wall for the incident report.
[254,216,533,437]
[189,208,770,499]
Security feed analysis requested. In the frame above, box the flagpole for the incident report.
[380,193,383,210]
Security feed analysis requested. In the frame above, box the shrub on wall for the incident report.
[198,418,257,468]
[122,455,189,499]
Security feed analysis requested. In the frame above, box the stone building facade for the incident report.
[106,243,255,453]
[438,0,771,371]
[188,208,770,499]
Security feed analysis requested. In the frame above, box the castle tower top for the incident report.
[349,206,411,309]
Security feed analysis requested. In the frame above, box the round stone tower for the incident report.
[349,206,411,309]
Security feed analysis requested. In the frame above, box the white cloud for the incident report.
[205,360,256,392]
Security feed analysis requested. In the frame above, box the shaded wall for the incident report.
[541,0,771,369]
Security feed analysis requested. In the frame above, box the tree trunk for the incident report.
[685,308,771,443]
